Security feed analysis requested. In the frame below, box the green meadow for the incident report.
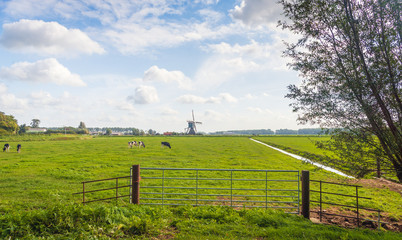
[0,135,401,239]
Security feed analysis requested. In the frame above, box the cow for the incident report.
[161,142,171,149]
[128,141,138,148]
[17,144,21,153]
[138,141,145,148]
[3,143,10,152]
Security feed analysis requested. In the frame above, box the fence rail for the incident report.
[73,175,132,204]
[309,179,385,228]
[137,167,300,213]
[73,167,386,230]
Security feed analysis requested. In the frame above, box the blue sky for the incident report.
[0,0,307,133]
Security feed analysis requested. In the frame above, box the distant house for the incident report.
[163,132,173,136]
[89,131,102,135]
[111,132,123,136]
[27,128,47,133]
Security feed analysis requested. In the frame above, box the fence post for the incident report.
[131,165,140,205]
[301,170,310,219]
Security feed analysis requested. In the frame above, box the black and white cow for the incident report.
[17,144,21,153]
[3,143,10,152]
[161,142,171,149]
[138,141,145,148]
[128,141,138,148]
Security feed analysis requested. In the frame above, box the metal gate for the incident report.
[134,167,300,214]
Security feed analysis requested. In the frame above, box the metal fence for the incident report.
[73,175,132,205]
[309,179,385,228]
[136,167,300,213]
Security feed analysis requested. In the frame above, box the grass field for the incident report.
[0,135,401,239]
[253,135,332,155]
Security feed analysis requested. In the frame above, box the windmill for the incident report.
[185,110,202,135]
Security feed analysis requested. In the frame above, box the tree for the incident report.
[30,119,41,128]
[132,128,140,136]
[0,112,19,134]
[279,0,402,181]
[77,121,89,134]
[105,128,112,135]
[18,124,28,134]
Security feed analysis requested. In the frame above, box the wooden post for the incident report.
[301,170,310,219]
[131,165,140,204]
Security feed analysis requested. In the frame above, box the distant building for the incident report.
[163,132,173,136]
[27,128,47,133]
[111,132,123,136]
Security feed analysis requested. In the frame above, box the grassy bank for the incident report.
[1,203,400,239]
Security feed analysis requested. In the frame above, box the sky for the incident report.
[0,0,308,133]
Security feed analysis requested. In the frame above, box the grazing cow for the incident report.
[139,141,145,148]
[128,141,139,148]
[17,144,21,153]
[161,142,171,149]
[3,143,10,152]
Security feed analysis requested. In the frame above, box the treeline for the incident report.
[210,128,324,135]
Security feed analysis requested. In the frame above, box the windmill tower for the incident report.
[185,110,202,135]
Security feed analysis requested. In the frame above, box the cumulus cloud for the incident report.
[143,65,192,90]
[230,0,283,27]
[29,90,61,106]
[0,83,28,110]
[0,58,86,86]
[194,39,292,89]
[0,19,105,56]
[177,93,237,104]
[128,85,159,104]
[104,21,233,54]
[3,2,237,54]
[161,107,179,116]
[248,107,274,115]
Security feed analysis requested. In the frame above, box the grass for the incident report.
[1,203,400,239]
[0,135,401,239]
[253,135,398,180]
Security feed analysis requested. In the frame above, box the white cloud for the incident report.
[0,19,105,56]
[0,58,86,86]
[29,91,61,106]
[177,93,237,104]
[143,65,192,90]
[177,95,208,104]
[194,55,259,89]
[218,93,238,103]
[195,0,220,4]
[3,1,238,55]
[230,0,283,27]
[195,40,292,89]
[104,21,234,54]
[4,0,57,18]
[0,83,28,111]
[161,107,179,116]
[128,85,159,104]
[207,41,273,59]
[203,109,227,121]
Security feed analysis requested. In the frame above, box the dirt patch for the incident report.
[310,206,402,232]
[346,178,402,196]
